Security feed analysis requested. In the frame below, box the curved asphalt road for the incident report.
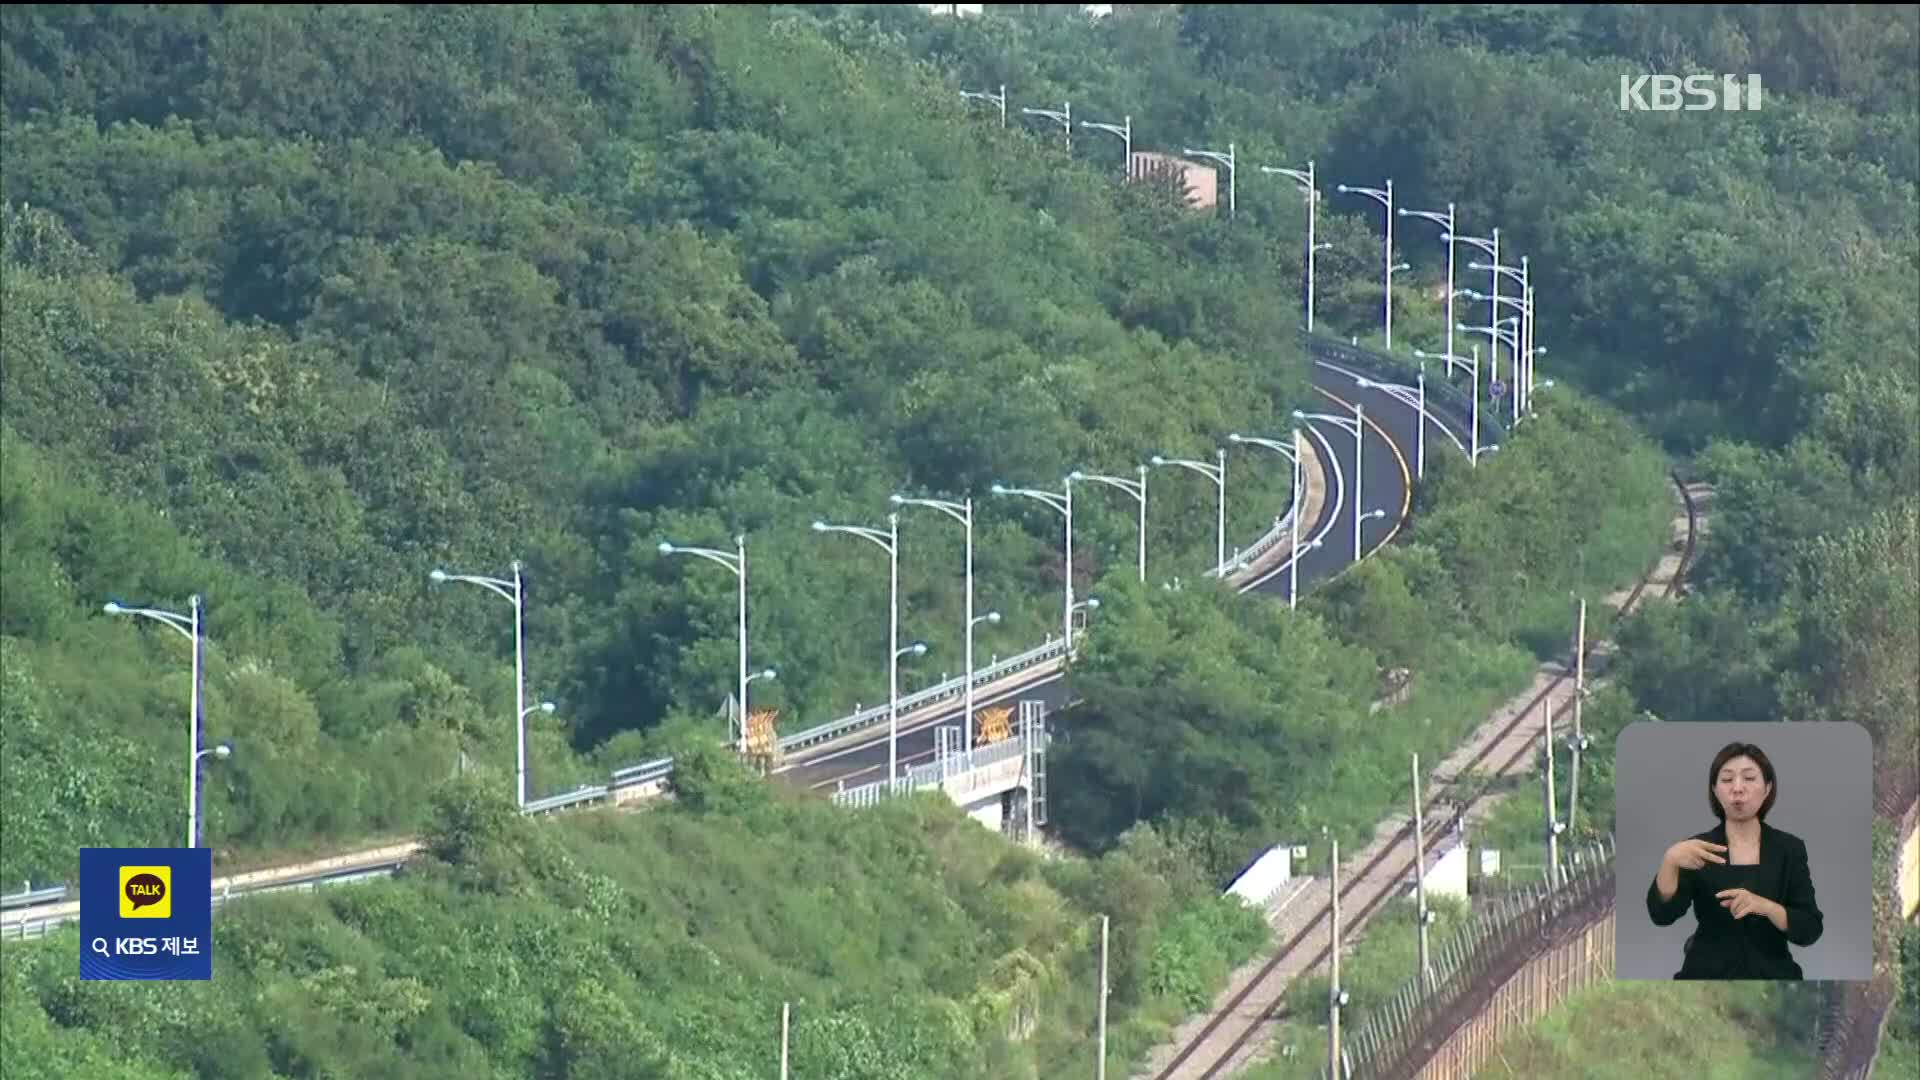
[778,355,1475,794]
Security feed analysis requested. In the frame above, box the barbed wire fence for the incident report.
[1318,835,1619,1080]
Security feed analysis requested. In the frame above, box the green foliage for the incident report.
[2,791,1260,1080]
[663,739,772,819]
[2,3,1914,1074]
[0,3,1311,879]
[1466,980,1821,1080]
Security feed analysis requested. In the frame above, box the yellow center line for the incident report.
[1310,384,1413,557]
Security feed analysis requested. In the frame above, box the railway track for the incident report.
[1143,469,1704,1080]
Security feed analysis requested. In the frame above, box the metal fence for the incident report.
[830,728,1038,810]
[2,857,410,942]
[1322,835,1618,1080]
[1300,331,1510,453]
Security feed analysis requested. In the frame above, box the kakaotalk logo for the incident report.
[1620,73,1764,112]
[119,865,172,919]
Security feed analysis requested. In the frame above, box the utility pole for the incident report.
[1097,914,1110,1080]
[1570,599,1586,833]
[1412,753,1431,991]
[1545,693,1560,889]
[1329,838,1344,1080]
[780,1002,790,1080]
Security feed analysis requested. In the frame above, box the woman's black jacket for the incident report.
[1646,820,1824,980]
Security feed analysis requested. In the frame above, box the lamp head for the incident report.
[429,569,448,583]
[1150,455,1166,466]
[990,484,1008,495]
[1069,470,1086,481]
[1086,597,1101,609]
[1336,183,1350,192]
[103,601,124,615]
[1291,409,1307,419]
[213,743,232,759]
[811,521,828,532]
[656,542,674,555]
[985,611,1002,624]
[910,642,928,656]
[1228,433,1244,443]
[889,494,905,505]
[761,668,778,680]
[539,701,556,714]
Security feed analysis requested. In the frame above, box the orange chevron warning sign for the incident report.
[976,706,1012,746]
[744,708,780,767]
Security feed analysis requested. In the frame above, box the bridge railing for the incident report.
[831,728,1039,810]
[1301,331,1510,450]
[776,637,1069,755]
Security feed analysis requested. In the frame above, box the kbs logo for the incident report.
[81,848,211,980]
[118,865,171,919]
[1620,74,1764,112]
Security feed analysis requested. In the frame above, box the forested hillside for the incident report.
[2,4,1915,1079]
[1,3,1315,881]
[2,757,1267,1079]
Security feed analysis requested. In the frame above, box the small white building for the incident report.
[1226,844,1299,908]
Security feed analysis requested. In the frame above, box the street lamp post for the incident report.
[1068,467,1148,583]
[1337,179,1395,351]
[1021,100,1072,152]
[965,609,1002,747]
[891,494,986,746]
[1355,365,1429,479]
[655,538,751,755]
[1414,345,1483,464]
[813,514,913,784]
[1149,450,1227,575]
[1467,255,1529,423]
[1525,285,1538,411]
[1182,143,1236,218]
[991,480,1074,650]
[1078,115,1130,174]
[1295,404,1373,561]
[1228,429,1313,605]
[1401,203,1456,370]
[1449,228,1502,379]
[103,594,211,848]
[1293,535,1325,609]
[430,561,531,807]
[191,742,232,845]
[1260,160,1322,332]
[959,83,1006,128]
[1463,284,1532,420]
[1460,318,1521,415]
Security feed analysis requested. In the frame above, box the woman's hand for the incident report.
[1663,838,1728,872]
[1716,887,1784,928]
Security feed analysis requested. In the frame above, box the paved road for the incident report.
[777,355,1466,794]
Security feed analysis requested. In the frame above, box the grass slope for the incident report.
[1,755,1267,1080]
